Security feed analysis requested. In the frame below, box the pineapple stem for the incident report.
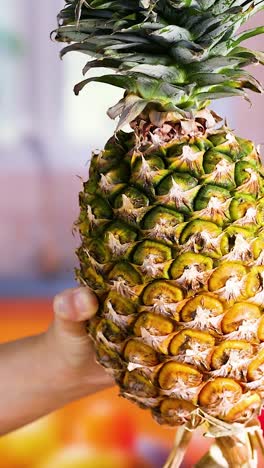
[195,443,229,468]
[163,425,193,468]
[164,420,264,468]
[215,434,257,468]
[195,427,263,468]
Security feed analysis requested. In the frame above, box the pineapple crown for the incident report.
[55,0,264,129]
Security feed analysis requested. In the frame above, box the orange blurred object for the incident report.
[35,445,150,468]
[0,416,60,468]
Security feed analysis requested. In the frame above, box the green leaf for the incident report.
[74,74,137,95]
[188,56,241,73]
[229,46,264,65]
[129,64,186,82]
[115,96,148,131]
[60,42,99,58]
[232,25,264,46]
[82,57,122,75]
[151,25,192,45]
[195,85,247,101]
[55,0,264,114]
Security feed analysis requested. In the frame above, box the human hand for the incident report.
[45,287,114,400]
[0,287,114,436]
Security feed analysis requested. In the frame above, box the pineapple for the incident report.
[54,1,264,466]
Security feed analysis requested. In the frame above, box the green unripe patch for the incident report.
[141,205,184,230]
[104,220,138,244]
[235,161,260,187]
[213,136,255,161]
[105,162,131,183]
[180,220,222,244]
[170,252,213,279]
[193,184,230,211]
[203,149,233,173]
[168,147,205,178]
[87,196,113,219]
[192,137,213,152]
[166,142,190,158]
[157,172,198,193]
[96,149,123,173]
[229,194,256,221]
[114,130,135,152]
[251,237,264,261]
[86,239,110,263]
[83,173,100,195]
[105,291,137,315]
[108,261,143,285]
[132,240,172,264]
[235,137,256,160]
[114,186,150,209]
[256,198,264,226]
[97,318,127,343]
[221,227,253,256]
[132,153,165,172]
[80,266,105,290]
[142,280,183,306]
[208,133,228,147]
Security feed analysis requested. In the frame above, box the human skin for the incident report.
[0,287,113,435]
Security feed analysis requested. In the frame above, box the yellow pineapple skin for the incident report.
[77,121,264,428]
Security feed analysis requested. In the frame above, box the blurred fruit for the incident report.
[69,398,137,451]
[60,388,175,450]
[0,415,59,467]
[35,445,149,468]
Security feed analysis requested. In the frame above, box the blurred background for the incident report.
[0,2,264,467]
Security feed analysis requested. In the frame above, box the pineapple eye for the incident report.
[170,329,215,356]
[224,393,261,423]
[142,280,183,311]
[96,318,127,344]
[158,361,202,395]
[198,377,243,418]
[95,342,124,371]
[114,187,149,209]
[247,348,264,381]
[180,294,223,322]
[170,252,213,282]
[123,339,159,367]
[141,205,184,229]
[122,369,158,398]
[221,302,261,335]
[133,312,174,337]
[105,291,137,316]
[193,184,230,211]
[179,219,221,244]
[154,398,197,426]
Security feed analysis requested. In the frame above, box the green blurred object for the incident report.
[0,27,22,54]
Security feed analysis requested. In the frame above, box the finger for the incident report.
[54,287,98,322]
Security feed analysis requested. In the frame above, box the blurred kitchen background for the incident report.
[0,3,264,468]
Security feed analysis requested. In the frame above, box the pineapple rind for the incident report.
[77,126,264,427]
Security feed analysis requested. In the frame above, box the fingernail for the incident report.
[54,293,71,318]
[73,288,97,319]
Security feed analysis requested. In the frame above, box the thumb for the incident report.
[50,287,113,390]
[53,287,98,338]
